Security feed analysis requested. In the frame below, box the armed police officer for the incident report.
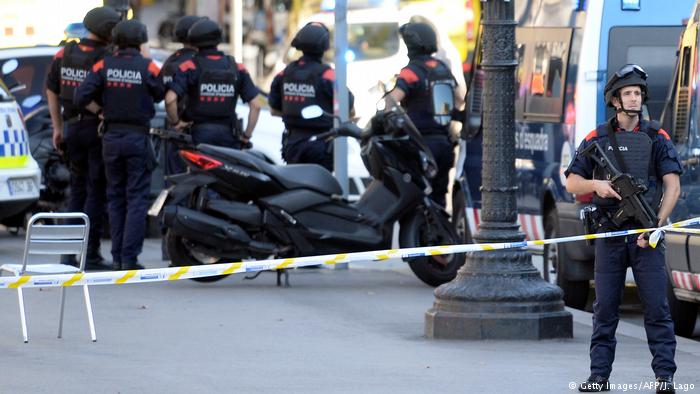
[565,65,682,393]
[387,22,464,207]
[166,19,262,149]
[268,22,354,171]
[75,20,165,271]
[46,6,121,269]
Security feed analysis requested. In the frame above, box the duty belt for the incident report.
[105,122,150,133]
[64,113,99,125]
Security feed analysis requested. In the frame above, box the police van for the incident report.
[658,0,700,337]
[0,59,40,228]
[455,0,695,310]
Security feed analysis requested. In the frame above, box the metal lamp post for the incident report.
[424,0,572,340]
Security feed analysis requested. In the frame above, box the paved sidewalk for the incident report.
[0,238,698,393]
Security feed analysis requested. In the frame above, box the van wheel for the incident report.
[667,280,698,337]
[545,207,589,309]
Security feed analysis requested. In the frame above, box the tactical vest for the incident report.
[102,55,153,125]
[59,41,105,104]
[592,119,663,211]
[187,55,238,121]
[281,60,332,130]
[401,58,456,127]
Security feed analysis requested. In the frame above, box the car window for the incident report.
[6,55,53,105]
[284,22,400,63]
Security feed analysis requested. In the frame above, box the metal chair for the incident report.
[0,212,96,343]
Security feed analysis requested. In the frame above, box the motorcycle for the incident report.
[149,99,465,287]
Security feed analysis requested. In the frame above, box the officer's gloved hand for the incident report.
[240,136,253,150]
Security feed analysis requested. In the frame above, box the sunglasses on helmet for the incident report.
[615,64,647,80]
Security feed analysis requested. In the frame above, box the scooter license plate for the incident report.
[148,188,170,217]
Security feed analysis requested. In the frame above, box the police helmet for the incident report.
[174,15,203,43]
[83,6,121,42]
[112,20,148,48]
[399,22,437,56]
[187,19,222,48]
[604,64,648,107]
[291,22,330,56]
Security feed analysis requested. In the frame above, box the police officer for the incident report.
[157,15,203,261]
[75,19,165,271]
[46,6,121,269]
[387,22,464,207]
[166,19,261,149]
[159,15,203,177]
[565,65,681,393]
[268,22,354,171]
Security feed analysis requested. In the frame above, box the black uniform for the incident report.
[168,49,259,149]
[75,48,165,268]
[565,118,682,382]
[268,55,354,171]
[395,55,457,207]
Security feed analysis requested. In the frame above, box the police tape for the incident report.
[2,216,700,289]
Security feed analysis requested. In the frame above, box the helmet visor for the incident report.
[615,64,647,80]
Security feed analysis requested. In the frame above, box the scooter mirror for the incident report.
[1,59,18,76]
[301,105,324,120]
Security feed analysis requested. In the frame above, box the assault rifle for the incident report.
[580,141,658,230]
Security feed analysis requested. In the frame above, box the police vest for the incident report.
[401,58,456,127]
[281,60,332,130]
[161,48,196,86]
[102,55,153,125]
[187,55,239,121]
[59,41,106,104]
[592,119,663,211]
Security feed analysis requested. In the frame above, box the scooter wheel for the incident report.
[165,230,231,283]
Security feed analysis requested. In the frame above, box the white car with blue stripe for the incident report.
[0,61,40,226]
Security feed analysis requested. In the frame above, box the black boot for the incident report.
[578,375,610,392]
[122,261,145,270]
[656,377,675,394]
[60,255,79,268]
[85,248,111,270]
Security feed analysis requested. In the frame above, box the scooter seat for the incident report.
[198,144,343,196]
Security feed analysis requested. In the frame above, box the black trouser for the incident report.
[282,131,334,171]
[590,235,676,378]
[102,125,152,265]
[423,134,455,207]
[63,117,106,253]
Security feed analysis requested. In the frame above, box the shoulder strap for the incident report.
[605,122,630,174]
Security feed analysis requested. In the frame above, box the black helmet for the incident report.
[399,22,437,57]
[83,6,121,42]
[174,15,203,43]
[291,22,329,56]
[187,19,222,48]
[112,20,148,48]
[604,64,648,107]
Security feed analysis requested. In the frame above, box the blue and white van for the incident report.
[455,0,695,309]
[0,59,40,228]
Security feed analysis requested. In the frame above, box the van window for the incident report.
[607,26,685,120]
[520,27,572,121]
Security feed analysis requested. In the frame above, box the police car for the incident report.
[0,58,40,229]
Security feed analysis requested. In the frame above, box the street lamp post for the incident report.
[424,0,572,340]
